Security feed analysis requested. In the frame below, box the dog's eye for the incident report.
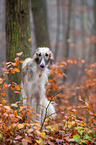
[38,53,41,57]
[45,53,48,57]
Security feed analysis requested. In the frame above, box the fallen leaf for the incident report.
[7,126,12,130]
[11,62,17,66]
[36,139,44,145]
[11,84,15,90]
[4,106,11,111]
[18,124,24,129]
[67,39,71,43]
[46,125,52,130]
[3,82,8,88]
[57,69,63,74]
[47,141,54,145]
[11,68,15,74]
[93,120,96,125]
[15,135,22,140]
[28,128,33,133]
[0,134,2,138]
[85,102,90,109]
[22,138,32,145]
[6,62,11,65]
[11,103,18,107]
[15,57,19,64]
[53,124,58,131]
[1,100,7,105]
[39,74,42,77]
[28,38,32,42]
[19,61,24,64]
[35,130,41,136]
[79,59,85,64]
[14,91,21,94]
[2,91,6,96]
[16,52,23,56]
[14,68,20,72]
[15,84,21,90]
[40,132,46,138]
[0,78,3,84]
[12,123,17,128]
[22,139,28,145]
[9,114,15,122]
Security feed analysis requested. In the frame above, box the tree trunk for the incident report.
[0,0,6,75]
[93,0,96,61]
[65,0,72,59]
[6,0,32,104]
[31,0,50,48]
[63,0,72,81]
[54,0,60,60]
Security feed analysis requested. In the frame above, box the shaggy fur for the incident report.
[21,47,56,123]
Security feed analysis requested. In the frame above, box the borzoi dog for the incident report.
[21,47,56,123]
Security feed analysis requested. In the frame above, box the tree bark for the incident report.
[65,0,72,59]
[54,0,60,60]
[63,0,72,81]
[31,0,50,48]
[93,0,96,61]
[6,0,32,104]
[0,0,6,75]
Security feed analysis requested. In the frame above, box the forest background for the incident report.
[0,0,96,144]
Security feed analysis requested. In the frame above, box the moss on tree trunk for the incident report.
[6,0,32,104]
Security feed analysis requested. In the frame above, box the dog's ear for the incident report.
[33,52,38,59]
[33,49,39,62]
[49,51,55,64]
[33,48,39,58]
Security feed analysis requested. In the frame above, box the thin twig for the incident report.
[40,89,64,131]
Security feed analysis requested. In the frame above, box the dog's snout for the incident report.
[40,63,45,68]
[40,57,45,68]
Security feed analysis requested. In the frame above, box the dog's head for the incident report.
[33,47,54,69]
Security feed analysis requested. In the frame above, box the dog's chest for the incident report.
[32,72,43,88]
[28,69,48,96]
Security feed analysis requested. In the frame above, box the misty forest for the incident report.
[0,0,96,144]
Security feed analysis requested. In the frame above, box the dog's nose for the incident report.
[40,64,45,68]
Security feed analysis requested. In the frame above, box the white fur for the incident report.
[21,48,56,123]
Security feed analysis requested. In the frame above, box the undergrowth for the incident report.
[0,52,96,144]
